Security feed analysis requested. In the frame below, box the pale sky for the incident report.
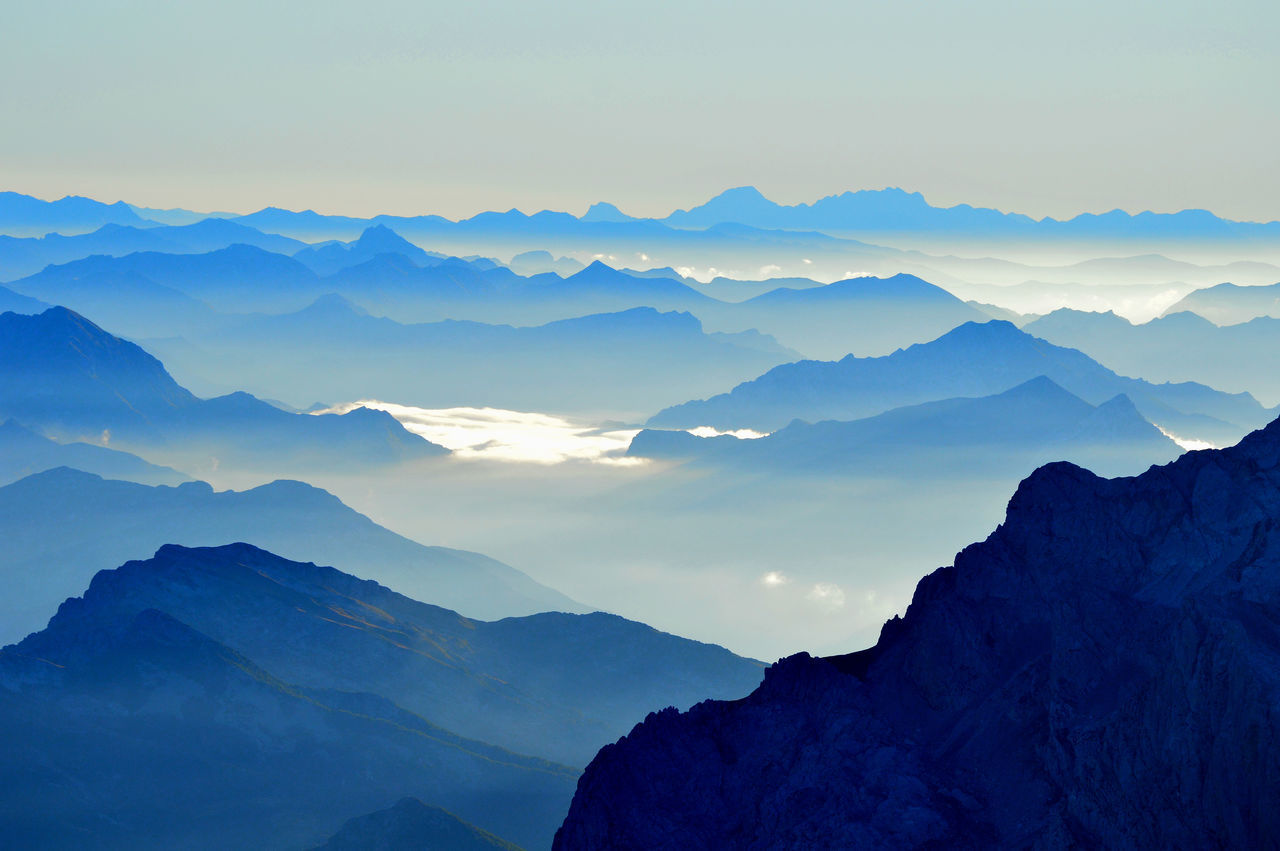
[3,0,1277,221]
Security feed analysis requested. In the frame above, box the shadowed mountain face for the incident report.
[632,377,1183,479]
[1025,309,1280,406]
[0,307,445,473]
[0,543,762,849]
[0,467,578,642]
[313,798,523,851]
[649,319,1271,446]
[555,417,1280,850]
[1162,281,1280,325]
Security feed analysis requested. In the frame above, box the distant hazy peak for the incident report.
[581,201,636,223]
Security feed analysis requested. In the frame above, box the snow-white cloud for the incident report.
[313,401,644,465]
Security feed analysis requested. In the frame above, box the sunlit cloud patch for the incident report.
[313,400,645,465]
[687,426,769,440]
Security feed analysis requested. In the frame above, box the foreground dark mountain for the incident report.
[1025,308,1280,405]
[556,419,1280,849]
[0,307,444,474]
[314,798,523,851]
[0,467,577,643]
[0,543,762,849]
[649,319,1272,445]
[632,376,1182,479]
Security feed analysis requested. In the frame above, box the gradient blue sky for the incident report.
[3,0,1276,220]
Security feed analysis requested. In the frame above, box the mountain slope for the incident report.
[0,420,189,487]
[1,604,573,851]
[313,798,524,851]
[648,319,1270,445]
[0,467,577,642]
[556,416,1280,849]
[146,298,799,416]
[633,377,1182,479]
[695,273,988,359]
[1025,308,1280,405]
[1,543,763,848]
[1161,281,1280,325]
[0,216,306,279]
[0,307,445,472]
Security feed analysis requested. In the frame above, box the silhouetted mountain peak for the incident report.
[557,414,1280,848]
[353,223,420,255]
[581,201,636,223]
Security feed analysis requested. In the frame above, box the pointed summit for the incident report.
[663,186,784,228]
[581,202,636,223]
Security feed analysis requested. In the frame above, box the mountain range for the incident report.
[0,466,576,643]
[556,415,1280,849]
[631,376,1182,479]
[0,420,188,487]
[0,307,445,475]
[648,319,1273,446]
[144,297,799,415]
[1,542,762,849]
[1024,308,1280,406]
[1161,280,1280,325]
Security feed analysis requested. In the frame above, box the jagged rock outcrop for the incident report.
[555,418,1280,850]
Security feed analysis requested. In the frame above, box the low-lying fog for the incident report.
[195,403,1022,661]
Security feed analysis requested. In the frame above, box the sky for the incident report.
[3,0,1277,221]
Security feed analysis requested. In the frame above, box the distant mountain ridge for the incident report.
[0,306,446,473]
[632,376,1182,479]
[658,185,1280,239]
[0,467,576,642]
[648,319,1273,445]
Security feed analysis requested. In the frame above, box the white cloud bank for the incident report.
[314,400,645,465]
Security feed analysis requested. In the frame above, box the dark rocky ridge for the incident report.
[555,418,1280,849]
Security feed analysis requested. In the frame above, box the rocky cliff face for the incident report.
[555,418,1280,850]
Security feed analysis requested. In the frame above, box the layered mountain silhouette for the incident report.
[555,416,1280,849]
[660,185,1280,241]
[649,320,1272,445]
[0,420,188,487]
[698,273,988,359]
[0,283,47,314]
[0,467,576,642]
[1162,280,1280,325]
[0,191,153,237]
[146,297,799,415]
[0,217,306,279]
[293,223,447,275]
[1025,308,1280,405]
[1,543,762,848]
[0,307,445,473]
[632,377,1182,479]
